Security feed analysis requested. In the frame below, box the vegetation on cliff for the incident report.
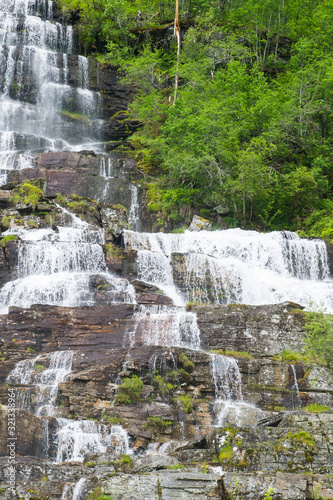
[59,1,333,234]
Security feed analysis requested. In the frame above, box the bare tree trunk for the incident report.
[173,0,180,105]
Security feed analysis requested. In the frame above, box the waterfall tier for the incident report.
[0,0,105,185]
[124,228,333,311]
[0,214,136,314]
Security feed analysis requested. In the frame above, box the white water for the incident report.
[291,364,302,409]
[124,228,333,311]
[0,0,105,185]
[55,421,131,463]
[7,349,132,463]
[128,184,140,232]
[128,305,201,349]
[99,157,114,179]
[210,353,262,426]
[72,478,86,500]
[0,210,136,314]
[7,351,73,415]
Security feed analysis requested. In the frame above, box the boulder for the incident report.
[188,215,212,232]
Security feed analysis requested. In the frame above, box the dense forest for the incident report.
[59,0,333,236]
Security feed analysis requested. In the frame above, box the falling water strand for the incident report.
[55,421,131,463]
[209,353,262,426]
[291,364,302,409]
[61,483,74,499]
[72,478,87,500]
[129,305,201,350]
[128,184,140,232]
[6,351,74,415]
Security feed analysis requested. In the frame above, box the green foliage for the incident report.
[59,109,91,123]
[272,350,315,364]
[57,0,333,231]
[102,415,123,424]
[105,244,124,260]
[0,216,11,228]
[146,416,173,429]
[210,349,254,360]
[20,183,43,209]
[34,364,47,373]
[304,304,333,367]
[167,464,184,470]
[153,375,175,398]
[284,430,317,453]
[178,353,195,373]
[219,444,233,462]
[9,182,43,210]
[176,394,193,413]
[55,194,65,206]
[115,375,143,405]
[120,454,132,465]
[87,487,114,500]
[263,487,275,500]
[303,403,329,413]
[0,235,17,247]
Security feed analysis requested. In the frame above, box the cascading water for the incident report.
[0,210,136,314]
[7,350,73,415]
[291,365,302,409]
[128,184,141,232]
[72,478,87,500]
[124,228,333,312]
[129,305,201,349]
[0,0,104,185]
[7,350,132,463]
[210,353,262,426]
[55,421,131,463]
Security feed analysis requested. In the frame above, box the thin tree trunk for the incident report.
[173,0,180,105]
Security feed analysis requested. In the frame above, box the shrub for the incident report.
[20,183,43,209]
[303,403,329,413]
[153,375,175,398]
[176,394,193,413]
[115,375,143,405]
[0,235,17,247]
[304,304,333,367]
[178,353,195,373]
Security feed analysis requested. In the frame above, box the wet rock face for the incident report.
[103,470,223,500]
[0,241,19,288]
[193,302,306,355]
[0,409,46,457]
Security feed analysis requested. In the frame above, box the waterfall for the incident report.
[129,305,201,350]
[128,184,141,232]
[0,0,104,185]
[7,350,132,463]
[99,157,114,179]
[210,354,243,402]
[7,351,73,415]
[55,421,131,463]
[210,353,262,426]
[291,365,302,409]
[124,228,333,312]
[0,213,136,314]
[72,478,87,500]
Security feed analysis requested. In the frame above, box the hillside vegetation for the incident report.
[59,0,333,235]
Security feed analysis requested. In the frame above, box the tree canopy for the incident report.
[58,0,333,235]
